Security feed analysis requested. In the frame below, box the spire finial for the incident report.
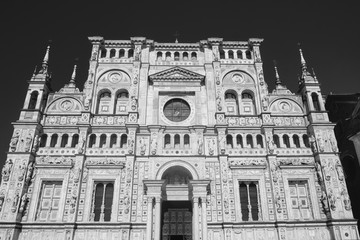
[69,58,78,85]
[298,42,307,70]
[273,60,282,85]
[312,67,318,81]
[173,31,180,43]
[40,40,51,74]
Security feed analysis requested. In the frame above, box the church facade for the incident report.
[0,36,358,240]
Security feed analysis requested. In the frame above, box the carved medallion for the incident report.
[232,73,245,84]
[60,100,74,111]
[108,72,122,83]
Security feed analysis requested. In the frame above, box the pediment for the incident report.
[149,67,204,82]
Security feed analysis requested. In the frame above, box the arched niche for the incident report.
[156,160,199,181]
[222,70,255,86]
[269,98,304,115]
[46,97,83,113]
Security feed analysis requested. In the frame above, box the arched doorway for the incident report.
[161,166,193,240]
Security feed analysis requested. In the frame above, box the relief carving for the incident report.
[32,134,40,153]
[86,158,124,166]
[327,189,336,211]
[11,191,20,213]
[341,188,351,211]
[2,159,13,182]
[335,160,344,181]
[9,130,20,152]
[23,133,33,152]
[266,136,275,154]
[37,155,74,166]
[197,134,203,155]
[207,138,215,156]
[229,159,266,166]
[18,193,28,216]
[18,162,27,181]
[150,137,158,155]
[139,137,146,155]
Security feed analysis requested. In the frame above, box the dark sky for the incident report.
[0,1,359,167]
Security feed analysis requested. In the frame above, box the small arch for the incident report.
[174,52,180,61]
[164,134,171,148]
[157,51,163,60]
[28,91,39,110]
[162,166,193,184]
[273,135,280,148]
[293,135,300,148]
[303,134,310,148]
[228,50,234,59]
[312,92,321,111]
[184,134,190,148]
[236,135,243,148]
[165,52,171,60]
[174,134,180,148]
[120,134,127,148]
[99,134,107,148]
[256,134,263,148]
[226,135,233,148]
[115,89,129,113]
[245,50,252,59]
[50,134,58,147]
[40,134,47,147]
[237,50,243,59]
[119,49,125,58]
[88,134,96,148]
[71,134,79,148]
[283,134,290,148]
[225,90,239,115]
[241,91,255,115]
[191,52,197,60]
[101,48,107,58]
[110,49,116,58]
[128,49,134,58]
[110,134,117,148]
[97,90,112,114]
[220,49,225,59]
[246,134,254,148]
[156,160,199,180]
[183,52,188,60]
[60,134,69,148]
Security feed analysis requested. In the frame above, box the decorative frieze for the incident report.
[226,116,262,126]
[92,115,127,126]
[36,155,74,167]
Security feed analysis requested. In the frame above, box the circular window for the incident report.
[163,98,191,122]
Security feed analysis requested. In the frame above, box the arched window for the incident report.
[236,135,243,148]
[237,50,243,59]
[174,134,180,148]
[99,134,107,148]
[100,48,107,58]
[273,135,280,148]
[89,134,96,148]
[220,50,225,59]
[110,49,116,58]
[40,134,47,147]
[245,50,252,59]
[183,52,188,60]
[157,51,162,60]
[228,50,234,59]
[60,134,69,148]
[92,182,114,222]
[303,135,310,148]
[239,181,259,221]
[128,49,134,58]
[28,91,38,109]
[115,89,129,113]
[119,49,125,58]
[256,135,263,148]
[283,135,290,148]
[226,135,233,148]
[110,134,117,148]
[241,91,255,115]
[71,134,79,148]
[165,52,171,60]
[164,134,171,148]
[312,93,321,111]
[225,90,239,115]
[184,134,190,148]
[293,135,300,148]
[50,134,58,147]
[246,134,254,148]
[97,91,112,114]
[120,134,127,148]
[191,52,197,60]
[174,52,180,61]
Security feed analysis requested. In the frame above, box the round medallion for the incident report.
[108,72,122,83]
[163,98,191,122]
[60,100,73,111]
[232,73,244,83]
[279,101,291,112]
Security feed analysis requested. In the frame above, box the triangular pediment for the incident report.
[149,67,204,82]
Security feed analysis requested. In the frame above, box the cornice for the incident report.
[154,42,200,50]
[149,66,204,82]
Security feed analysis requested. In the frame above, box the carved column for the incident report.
[154,197,161,240]
[201,197,208,240]
[146,197,153,240]
[192,197,199,240]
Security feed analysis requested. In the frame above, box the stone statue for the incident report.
[219,135,226,154]
[9,130,20,152]
[150,138,157,155]
[208,139,215,155]
[139,137,146,155]
[275,192,282,213]
[32,134,40,153]
[25,162,34,183]
[24,133,33,152]
[309,135,318,153]
[82,168,88,183]
[212,46,219,61]
[335,163,344,181]
[135,45,141,61]
[2,159,13,182]
[18,162,27,181]
[76,135,86,154]
[315,162,323,183]
[18,193,28,214]
[262,97,269,111]
[11,192,20,213]
[341,188,351,211]
[320,191,329,213]
[72,168,81,183]
[317,134,325,152]
[266,136,275,154]
[328,189,336,211]
[322,160,332,181]
[197,135,203,155]
[271,161,279,182]
[128,139,135,154]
